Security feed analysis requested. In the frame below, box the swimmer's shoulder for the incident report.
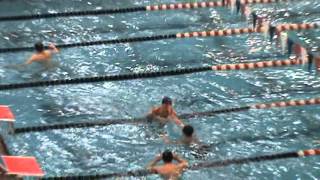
[31,52,50,59]
[152,106,161,114]
[43,50,53,57]
[170,108,177,116]
[177,161,188,169]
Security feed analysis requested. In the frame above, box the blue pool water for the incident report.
[0,0,320,179]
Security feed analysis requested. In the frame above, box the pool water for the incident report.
[0,0,320,179]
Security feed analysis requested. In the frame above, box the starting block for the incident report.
[1,156,44,177]
[0,105,15,134]
[0,106,15,122]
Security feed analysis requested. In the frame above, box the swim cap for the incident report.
[34,42,44,52]
[162,96,172,105]
[183,125,194,137]
[162,150,173,163]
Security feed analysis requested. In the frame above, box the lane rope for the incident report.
[0,0,289,22]
[40,148,320,179]
[13,107,250,134]
[13,97,320,134]
[0,23,318,53]
[0,58,306,91]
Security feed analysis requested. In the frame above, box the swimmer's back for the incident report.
[25,42,59,65]
[152,163,186,180]
[29,50,52,63]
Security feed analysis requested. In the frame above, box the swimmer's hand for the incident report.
[48,43,59,53]
[172,153,188,167]
[155,153,162,160]
[160,133,171,144]
[48,43,55,49]
[169,115,185,128]
[147,153,162,170]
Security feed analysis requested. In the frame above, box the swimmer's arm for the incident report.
[48,43,59,53]
[147,154,162,169]
[169,111,185,128]
[173,117,185,128]
[25,56,35,65]
[146,107,158,118]
[146,107,168,122]
[173,153,188,168]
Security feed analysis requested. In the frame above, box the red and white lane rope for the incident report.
[176,27,259,38]
[145,0,288,11]
[240,0,289,4]
[276,23,319,32]
[175,23,319,39]
[146,2,224,11]
[253,97,320,109]
[0,22,318,54]
[212,58,305,71]
[297,149,320,157]
[0,0,292,22]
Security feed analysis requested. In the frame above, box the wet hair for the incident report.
[162,96,172,105]
[183,125,194,137]
[34,42,44,52]
[162,150,173,163]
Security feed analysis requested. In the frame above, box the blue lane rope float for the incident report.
[0,58,307,91]
[41,148,320,179]
[0,0,289,22]
[0,23,318,54]
[12,97,320,134]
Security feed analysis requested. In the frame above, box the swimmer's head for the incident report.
[162,150,173,163]
[183,125,194,137]
[34,42,44,52]
[162,96,172,105]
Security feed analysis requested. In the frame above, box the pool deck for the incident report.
[0,135,21,180]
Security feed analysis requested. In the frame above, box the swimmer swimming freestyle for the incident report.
[161,125,200,145]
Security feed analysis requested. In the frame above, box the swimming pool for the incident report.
[0,0,320,179]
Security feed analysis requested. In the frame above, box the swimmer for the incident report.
[161,125,211,158]
[25,42,59,67]
[161,125,200,145]
[147,97,185,128]
[147,150,188,180]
